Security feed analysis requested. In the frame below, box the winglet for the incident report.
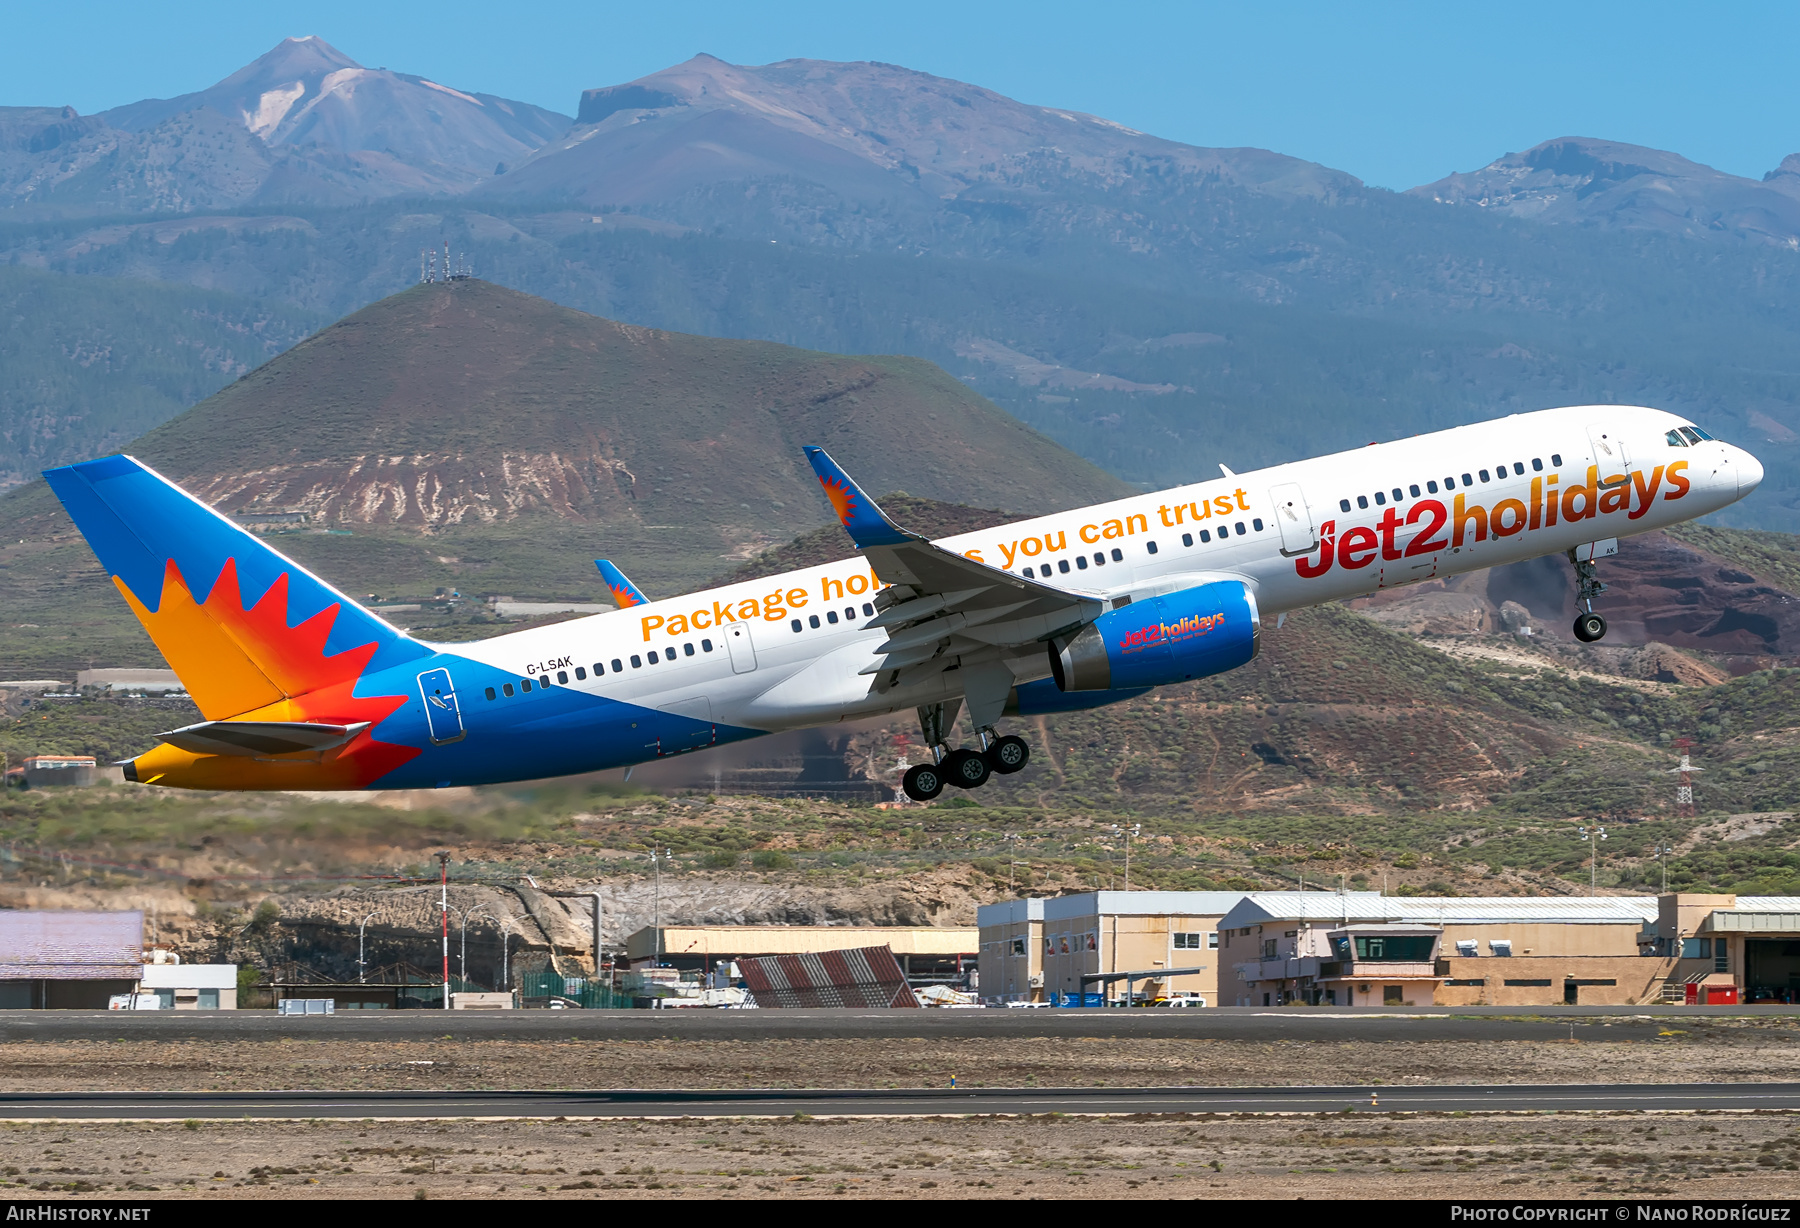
[801,446,912,548]
[595,559,649,609]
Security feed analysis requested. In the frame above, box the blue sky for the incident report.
[4,1,1797,189]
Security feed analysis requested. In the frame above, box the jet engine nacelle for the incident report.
[1049,580,1259,692]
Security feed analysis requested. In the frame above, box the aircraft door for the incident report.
[416,668,465,745]
[723,621,757,674]
[1588,425,1631,488]
[1269,482,1318,556]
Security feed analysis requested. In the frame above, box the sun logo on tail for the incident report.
[819,475,859,525]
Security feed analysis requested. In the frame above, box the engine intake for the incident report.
[1050,580,1259,692]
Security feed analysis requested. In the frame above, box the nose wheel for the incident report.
[1568,547,1610,643]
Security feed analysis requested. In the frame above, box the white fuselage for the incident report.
[437,406,1760,738]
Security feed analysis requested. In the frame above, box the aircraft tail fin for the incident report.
[801,446,914,549]
[594,559,649,608]
[42,455,429,721]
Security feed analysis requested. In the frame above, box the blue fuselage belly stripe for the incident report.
[357,653,766,788]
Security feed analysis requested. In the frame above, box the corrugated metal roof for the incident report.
[1043,891,1249,923]
[1726,897,1800,912]
[737,945,917,1009]
[1218,892,1657,930]
[0,910,143,979]
[626,925,975,960]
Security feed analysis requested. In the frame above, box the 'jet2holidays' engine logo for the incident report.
[1292,462,1689,579]
[1118,611,1226,654]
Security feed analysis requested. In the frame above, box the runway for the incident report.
[2,1004,1784,1044]
[2,1082,1796,1120]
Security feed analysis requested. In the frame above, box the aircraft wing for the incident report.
[802,446,1107,686]
[595,559,649,608]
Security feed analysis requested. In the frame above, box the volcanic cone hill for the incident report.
[0,277,1130,675]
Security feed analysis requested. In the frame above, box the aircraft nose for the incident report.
[1738,448,1765,496]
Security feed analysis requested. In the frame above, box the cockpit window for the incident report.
[1666,429,1689,447]
[1679,427,1703,445]
[1692,426,1715,441]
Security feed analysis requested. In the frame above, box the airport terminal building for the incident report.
[979,890,1800,1007]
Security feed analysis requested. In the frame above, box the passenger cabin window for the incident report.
[1373,491,1385,505]
[1075,555,1089,569]
[809,614,820,628]
[1146,541,1159,554]
[1462,472,1473,486]
[1513,462,1525,476]
[503,683,514,697]
[1391,488,1403,502]
[844,608,856,620]
[557,670,568,684]
[575,667,587,680]
[485,687,497,701]
[1023,566,1035,578]
[1532,458,1544,471]
[1478,469,1490,482]
[1093,552,1105,566]
[702,639,714,652]
[1235,521,1247,535]
[520,678,533,691]
[630,655,642,668]
[791,618,802,632]
[646,652,658,665]
[1340,498,1352,512]
[611,658,623,673]
[1409,484,1421,497]
[1357,495,1368,509]
[1427,480,1439,493]
[827,610,839,623]
[1252,518,1264,532]
[1058,559,1071,573]
[1551,453,1563,466]
[1111,549,1123,561]
[863,603,875,616]
[1198,529,1212,542]
[1182,533,1193,547]
[683,643,695,656]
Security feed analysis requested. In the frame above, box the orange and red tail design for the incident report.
[42,455,428,790]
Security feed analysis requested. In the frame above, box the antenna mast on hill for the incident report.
[1668,737,1700,818]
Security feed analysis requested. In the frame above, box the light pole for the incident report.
[1003,833,1020,894]
[457,905,489,983]
[356,910,378,984]
[495,917,517,993]
[1578,825,1607,896]
[648,849,670,964]
[1111,824,1142,891]
[436,851,451,1010]
[1651,843,1675,892]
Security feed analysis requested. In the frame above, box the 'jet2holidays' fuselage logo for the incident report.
[1293,462,1689,579]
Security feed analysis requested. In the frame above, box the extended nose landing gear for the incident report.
[1569,546,1610,643]
[900,702,1033,801]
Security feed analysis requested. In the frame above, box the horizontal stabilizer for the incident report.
[595,559,649,608]
[155,720,371,758]
[801,446,913,549]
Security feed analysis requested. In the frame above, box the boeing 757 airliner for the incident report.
[42,405,1760,800]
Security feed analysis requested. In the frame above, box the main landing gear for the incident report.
[901,701,1031,801]
[1569,547,1609,643]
